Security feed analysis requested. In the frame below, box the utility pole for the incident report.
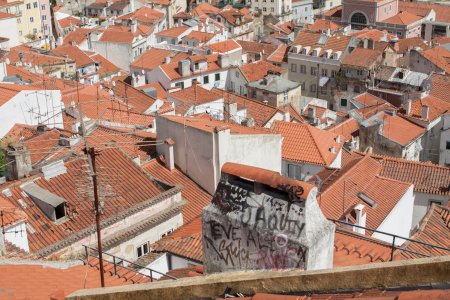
[78,103,105,288]
[87,147,105,288]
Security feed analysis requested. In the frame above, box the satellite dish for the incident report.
[5,58,10,65]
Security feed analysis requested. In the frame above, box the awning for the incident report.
[319,76,330,87]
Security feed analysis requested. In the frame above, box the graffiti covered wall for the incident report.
[202,169,335,274]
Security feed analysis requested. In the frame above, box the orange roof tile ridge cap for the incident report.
[221,162,314,200]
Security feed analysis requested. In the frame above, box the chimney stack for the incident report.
[6,143,32,180]
[406,99,412,115]
[421,104,429,119]
[131,19,137,33]
[164,138,175,171]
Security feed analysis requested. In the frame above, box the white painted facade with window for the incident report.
[292,0,313,25]
[251,0,293,23]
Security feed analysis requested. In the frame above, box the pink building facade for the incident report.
[342,0,398,28]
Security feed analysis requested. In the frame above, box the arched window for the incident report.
[350,12,367,29]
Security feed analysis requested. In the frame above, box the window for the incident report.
[30,17,34,22]
[235,70,239,77]
[136,243,149,258]
[194,62,199,70]
[321,69,328,76]
[321,87,327,95]
[263,7,266,12]
[215,73,220,81]
[270,7,274,12]
[350,12,367,29]
[446,141,450,150]
[331,70,337,78]
[33,2,37,8]
[42,15,46,21]
[175,81,184,89]
[161,229,174,238]
[340,98,348,107]
[19,30,22,36]
[311,67,317,76]
[357,70,363,76]
[300,82,305,91]
[291,63,297,72]
[288,164,302,180]
[41,4,45,10]
[26,3,31,9]
[17,18,21,24]
[203,75,209,84]
[33,28,37,34]
[310,84,316,92]
[340,83,348,91]
[300,65,306,74]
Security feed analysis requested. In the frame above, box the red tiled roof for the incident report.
[304,19,342,31]
[334,229,391,267]
[292,32,352,57]
[395,204,450,260]
[0,83,50,106]
[156,26,190,38]
[430,74,450,102]
[316,155,412,230]
[266,45,289,64]
[0,195,26,227]
[0,11,15,19]
[399,1,450,23]
[0,259,150,300]
[239,60,285,83]
[207,39,241,53]
[162,115,274,135]
[418,46,450,74]
[113,80,157,113]
[184,31,215,43]
[151,231,203,262]
[342,47,382,69]
[327,117,360,141]
[399,95,450,123]
[169,84,222,115]
[353,92,388,107]
[349,28,396,42]
[272,121,343,166]
[236,40,278,59]
[52,44,94,68]
[368,154,450,196]
[63,28,97,46]
[116,6,164,24]
[159,54,221,80]
[90,53,121,78]
[210,88,282,127]
[58,16,81,29]
[383,11,422,25]
[396,37,430,54]
[143,158,211,224]
[130,48,173,70]
[2,148,165,254]
[191,2,220,17]
[137,82,167,100]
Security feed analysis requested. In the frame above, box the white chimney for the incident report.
[330,146,336,154]
[130,0,135,12]
[421,105,429,119]
[406,99,412,115]
[353,204,366,235]
[164,138,175,171]
[164,56,171,64]
[283,110,290,122]
[336,135,341,143]
[131,19,137,33]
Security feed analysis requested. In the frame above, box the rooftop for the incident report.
[239,60,285,83]
[207,39,242,53]
[398,95,450,123]
[418,46,450,74]
[247,75,300,93]
[382,11,422,25]
[169,84,222,115]
[271,121,343,166]
[342,47,382,69]
[156,26,190,38]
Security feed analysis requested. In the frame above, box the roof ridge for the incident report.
[307,124,340,165]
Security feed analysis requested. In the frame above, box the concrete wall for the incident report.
[372,184,414,245]
[202,176,334,273]
[0,90,63,138]
[293,0,313,25]
[282,160,324,181]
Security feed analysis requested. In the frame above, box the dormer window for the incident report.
[22,182,67,222]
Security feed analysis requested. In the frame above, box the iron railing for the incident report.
[83,245,177,281]
[330,219,450,261]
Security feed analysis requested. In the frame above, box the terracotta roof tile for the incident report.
[326,117,360,141]
[272,121,343,166]
[316,155,412,230]
[0,259,149,300]
[116,6,164,24]
[160,54,220,80]
[137,82,167,99]
[353,92,388,107]
[156,26,190,38]
[349,28,396,42]
[63,28,97,46]
[237,40,278,59]
[162,115,274,135]
[90,53,121,78]
[304,19,342,31]
[395,204,450,259]
[399,1,450,23]
[52,44,94,68]
[58,16,81,29]
[2,148,165,254]
[130,48,174,70]
[292,32,352,58]
[184,31,215,43]
[383,11,422,25]
[342,47,382,69]
[429,74,450,102]
[191,2,220,17]
[396,37,430,54]
[239,60,285,83]
[398,95,450,123]
[207,39,242,53]
[169,84,222,115]
[267,45,290,64]
[363,111,425,146]
[113,80,157,113]
[417,46,450,74]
